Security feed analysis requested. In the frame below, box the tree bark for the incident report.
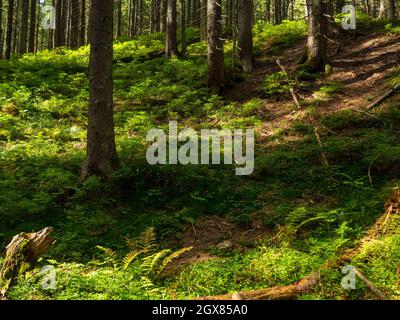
[28,0,36,52]
[55,0,63,47]
[266,0,271,22]
[237,0,254,73]
[166,0,179,57]
[379,0,395,19]
[207,0,224,93]
[275,0,282,24]
[0,0,3,59]
[79,0,86,46]
[200,0,207,40]
[82,0,118,179]
[5,0,14,59]
[19,0,29,54]
[116,0,122,36]
[305,0,328,73]
[70,0,79,48]
[181,0,187,55]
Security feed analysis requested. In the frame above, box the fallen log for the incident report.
[197,273,319,300]
[0,227,55,298]
[197,189,400,300]
[367,84,400,110]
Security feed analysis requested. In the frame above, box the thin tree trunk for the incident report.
[275,0,282,24]
[19,0,29,54]
[82,0,118,180]
[55,0,62,46]
[61,0,68,45]
[116,0,122,36]
[79,0,86,45]
[5,0,14,59]
[166,0,179,57]
[0,0,3,59]
[35,1,40,52]
[237,0,254,73]
[12,0,19,54]
[200,0,207,40]
[70,0,79,48]
[161,0,167,32]
[207,0,224,93]
[266,0,271,22]
[187,0,192,25]
[181,0,186,55]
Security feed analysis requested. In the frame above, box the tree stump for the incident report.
[0,227,55,298]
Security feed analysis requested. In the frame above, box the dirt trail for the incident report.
[225,32,400,139]
[170,31,400,267]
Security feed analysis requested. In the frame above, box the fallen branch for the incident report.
[314,127,330,168]
[353,268,387,300]
[276,59,301,109]
[196,189,400,300]
[367,84,400,110]
[0,227,55,299]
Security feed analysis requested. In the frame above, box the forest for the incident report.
[0,0,399,302]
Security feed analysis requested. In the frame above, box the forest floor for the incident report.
[172,30,400,269]
[1,19,400,300]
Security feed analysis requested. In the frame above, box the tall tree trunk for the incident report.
[207,0,224,93]
[12,0,19,54]
[306,0,328,73]
[237,0,254,73]
[187,0,192,25]
[166,0,179,57]
[35,1,40,52]
[0,0,3,59]
[70,0,79,48]
[55,0,63,46]
[82,0,118,179]
[79,0,86,45]
[275,0,282,24]
[19,0,29,54]
[67,0,72,47]
[116,0,122,36]
[290,0,294,19]
[155,0,161,32]
[132,0,137,35]
[200,0,207,40]
[61,0,68,45]
[150,0,156,32]
[379,0,395,18]
[266,0,271,22]
[5,0,14,59]
[161,0,167,31]
[139,0,143,35]
[181,0,186,54]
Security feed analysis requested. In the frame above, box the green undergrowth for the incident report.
[2,19,400,300]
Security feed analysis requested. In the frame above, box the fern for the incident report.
[125,227,157,252]
[96,246,117,260]
[122,249,146,270]
[141,249,171,275]
[140,276,160,295]
[157,247,192,276]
